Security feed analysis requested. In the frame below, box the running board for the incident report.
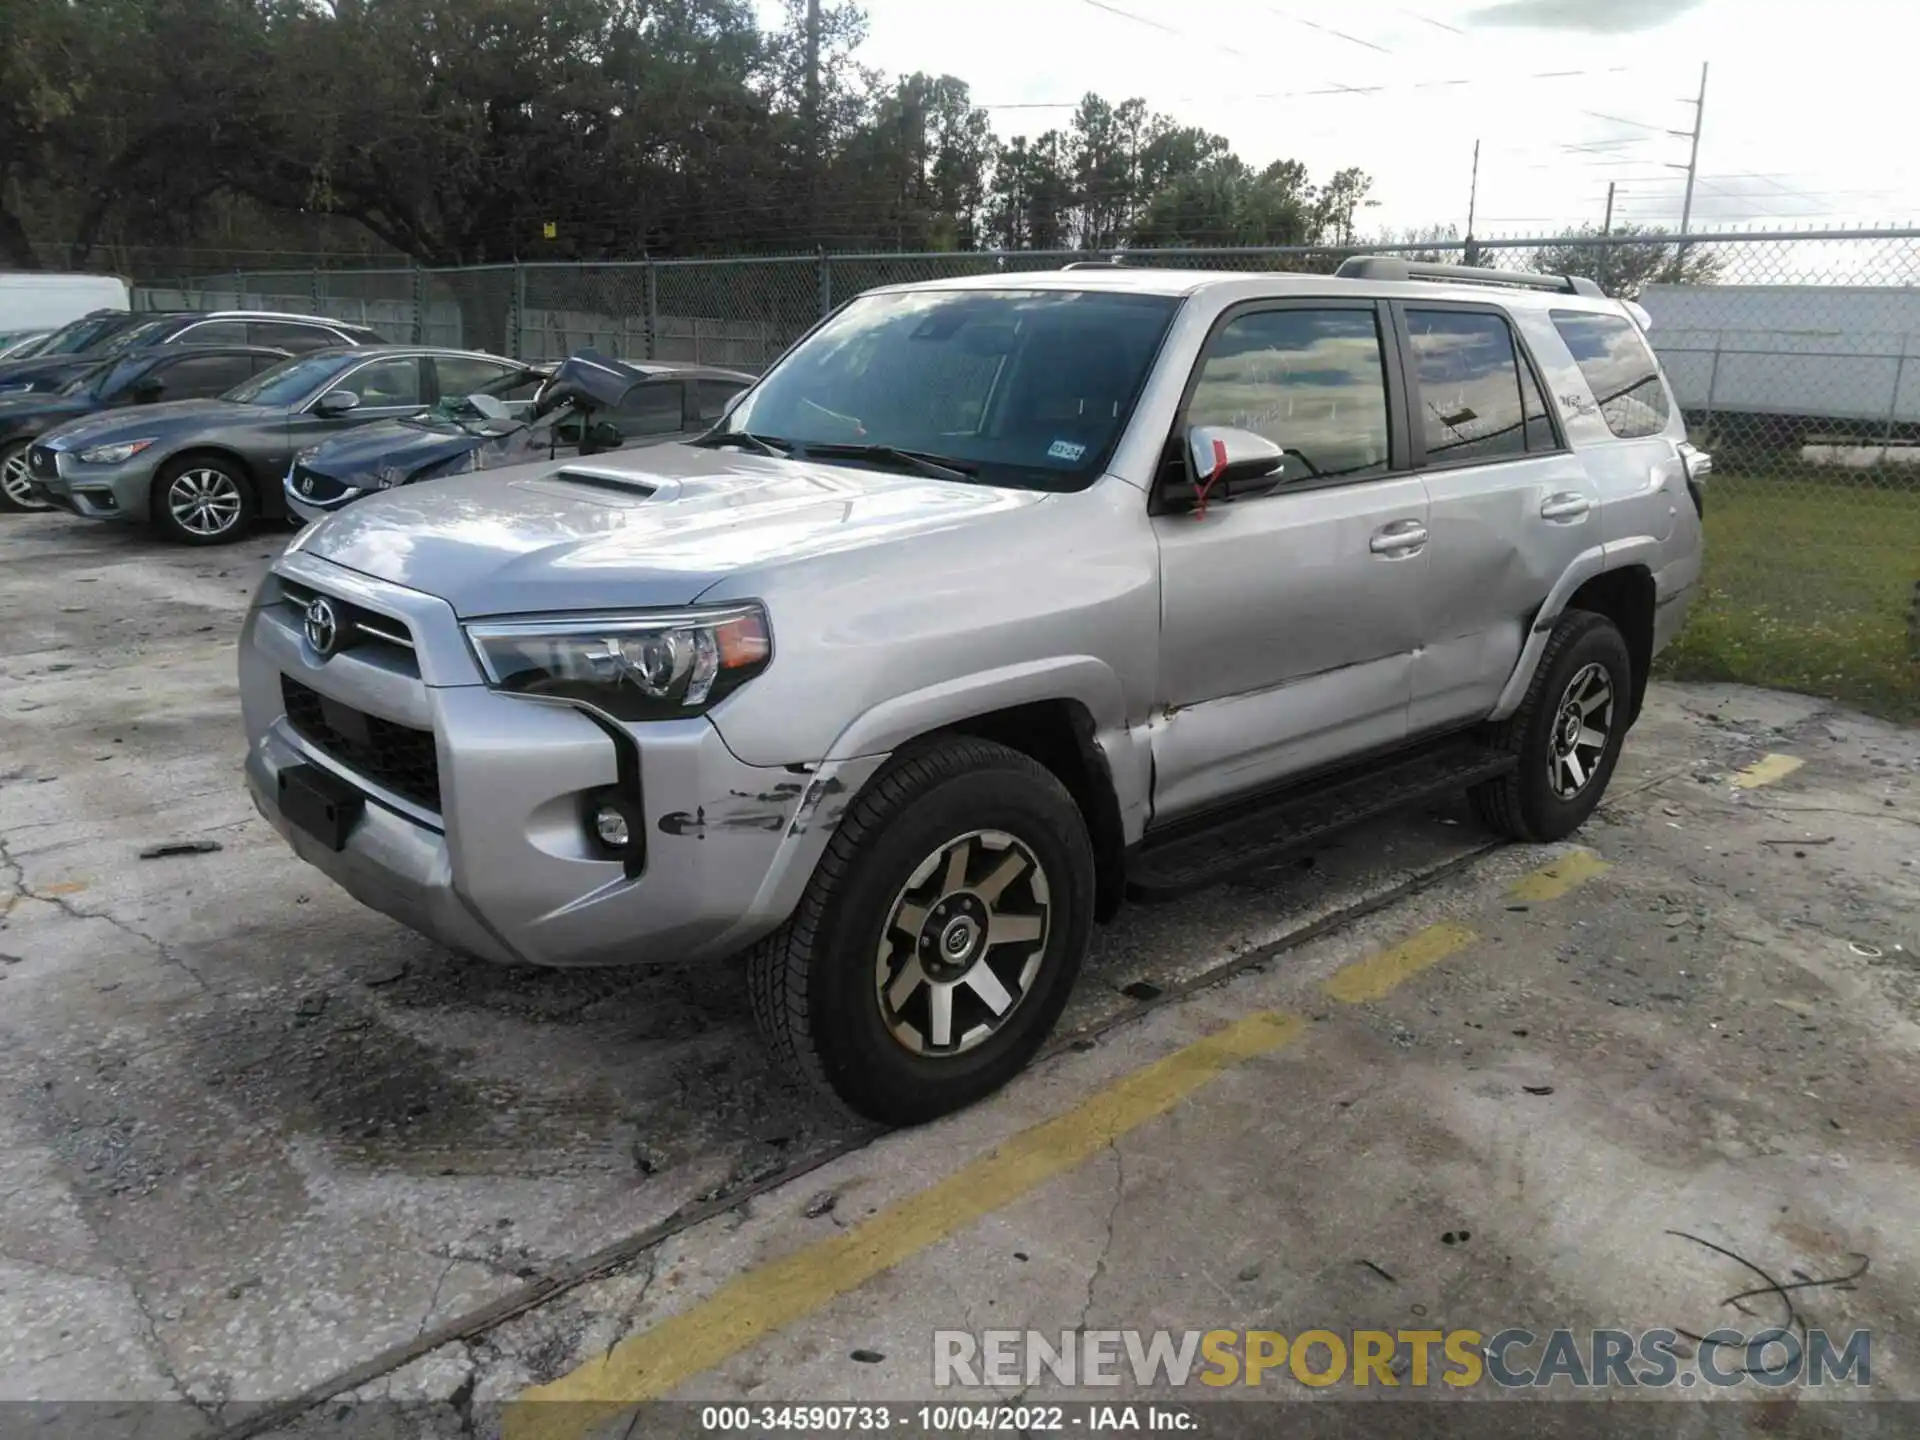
[1126,739,1516,900]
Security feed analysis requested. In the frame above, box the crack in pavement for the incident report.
[1075,1141,1125,1338]
[602,1249,661,1361]
[127,1275,221,1422]
[0,834,213,991]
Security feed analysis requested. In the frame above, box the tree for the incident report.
[1528,223,1723,298]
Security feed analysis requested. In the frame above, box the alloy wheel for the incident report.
[1547,661,1614,800]
[874,829,1052,1057]
[167,468,244,537]
[1,447,49,511]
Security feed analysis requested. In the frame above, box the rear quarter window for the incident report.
[1550,309,1671,439]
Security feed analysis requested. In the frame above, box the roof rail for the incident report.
[1061,256,1126,270]
[1335,255,1607,299]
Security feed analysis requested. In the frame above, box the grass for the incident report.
[1656,469,1920,722]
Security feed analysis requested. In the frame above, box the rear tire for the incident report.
[1470,609,1632,842]
[747,736,1095,1126]
[152,456,255,545]
[0,441,51,513]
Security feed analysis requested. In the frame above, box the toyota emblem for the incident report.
[303,596,340,656]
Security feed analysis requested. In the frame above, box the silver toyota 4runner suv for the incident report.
[240,257,1707,1125]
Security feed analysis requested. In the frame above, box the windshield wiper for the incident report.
[796,442,977,484]
[693,430,794,457]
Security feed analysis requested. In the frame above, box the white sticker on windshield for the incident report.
[1047,439,1087,461]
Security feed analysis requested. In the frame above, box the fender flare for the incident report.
[823,654,1132,762]
[1488,539,1660,721]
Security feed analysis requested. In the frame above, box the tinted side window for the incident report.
[1405,310,1529,464]
[340,357,423,408]
[175,320,247,345]
[1186,309,1391,483]
[435,356,520,398]
[1550,309,1670,439]
[611,382,687,436]
[250,321,343,354]
[148,353,258,399]
[695,379,747,423]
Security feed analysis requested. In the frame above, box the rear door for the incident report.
[136,351,260,403]
[1395,302,1597,733]
[1150,299,1427,821]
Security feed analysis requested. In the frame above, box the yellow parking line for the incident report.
[1506,849,1611,903]
[1320,921,1478,1004]
[505,1009,1307,1437]
[1730,753,1803,790]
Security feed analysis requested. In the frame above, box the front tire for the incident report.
[152,456,256,545]
[0,441,51,513]
[748,736,1095,1126]
[1471,609,1632,842]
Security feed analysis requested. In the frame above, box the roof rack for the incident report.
[1334,255,1607,298]
[1061,256,1127,270]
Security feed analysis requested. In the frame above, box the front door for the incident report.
[1395,303,1600,733]
[1150,301,1428,822]
[282,355,429,471]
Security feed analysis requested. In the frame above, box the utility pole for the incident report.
[1463,138,1480,265]
[1675,61,1709,241]
[805,0,822,250]
[1601,181,1616,294]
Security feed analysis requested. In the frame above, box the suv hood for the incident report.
[305,443,1045,617]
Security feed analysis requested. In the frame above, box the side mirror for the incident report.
[130,377,164,403]
[1185,425,1286,504]
[314,389,360,417]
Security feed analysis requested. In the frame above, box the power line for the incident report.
[1265,5,1392,55]
[979,63,1643,109]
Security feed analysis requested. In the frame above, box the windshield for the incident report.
[58,358,127,398]
[96,316,175,357]
[716,288,1178,490]
[38,314,128,356]
[224,350,357,407]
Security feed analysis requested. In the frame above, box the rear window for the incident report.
[1550,309,1670,439]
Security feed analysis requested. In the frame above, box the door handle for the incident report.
[1540,492,1592,521]
[1369,520,1428,555]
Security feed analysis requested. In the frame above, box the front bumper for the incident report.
[285,458,365,525]
[241,553,883,968]
[27,442,154,521]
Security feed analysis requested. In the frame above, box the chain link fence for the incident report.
[135,228,1920,718]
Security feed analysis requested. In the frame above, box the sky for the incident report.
[776,0,1920,238]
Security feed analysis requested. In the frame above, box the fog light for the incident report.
[593,803,632,849]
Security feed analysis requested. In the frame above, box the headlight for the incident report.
[464,604,773,721]
[77,438,155,464]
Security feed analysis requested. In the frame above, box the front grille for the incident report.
[278,578,415,653]
[288,461,353,507]
[27,445,56,479]
[281,675,441,812]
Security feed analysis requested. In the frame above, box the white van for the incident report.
[0,273,131,332]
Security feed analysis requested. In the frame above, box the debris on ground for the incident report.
[138,839,223,859]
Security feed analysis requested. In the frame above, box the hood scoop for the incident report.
[511,465,673,505]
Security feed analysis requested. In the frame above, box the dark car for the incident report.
[0,309,383,397]
[28,345,539,544]
[284,352,755,521]
[0,344,290,513]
